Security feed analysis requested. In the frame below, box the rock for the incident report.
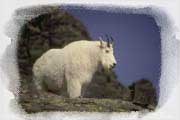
[19,97,145,113]
[129,79,157,108]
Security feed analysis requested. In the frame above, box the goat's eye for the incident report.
[105,50,109,53]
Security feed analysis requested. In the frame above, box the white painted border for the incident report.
[0,0,179,120]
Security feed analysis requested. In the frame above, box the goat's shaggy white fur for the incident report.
[33,40,116,98]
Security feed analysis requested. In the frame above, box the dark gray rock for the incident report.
[129,79,157,109]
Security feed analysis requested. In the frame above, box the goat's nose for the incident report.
[112,63,116,68]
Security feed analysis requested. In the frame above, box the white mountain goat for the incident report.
[33,37,117,98]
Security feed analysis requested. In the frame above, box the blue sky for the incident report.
[62,6,161,92]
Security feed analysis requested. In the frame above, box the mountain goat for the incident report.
[33,37,117,98]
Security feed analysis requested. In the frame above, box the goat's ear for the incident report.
[99,37,104,48]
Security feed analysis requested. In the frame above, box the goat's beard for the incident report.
[98,62,112,74]
[101,66,112,74]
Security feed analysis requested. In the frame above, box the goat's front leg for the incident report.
[67,80,82,98]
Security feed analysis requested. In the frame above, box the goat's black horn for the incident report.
[105,34,110,47]
[110,36,114,44]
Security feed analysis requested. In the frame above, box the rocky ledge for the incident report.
[19,96,148,113]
